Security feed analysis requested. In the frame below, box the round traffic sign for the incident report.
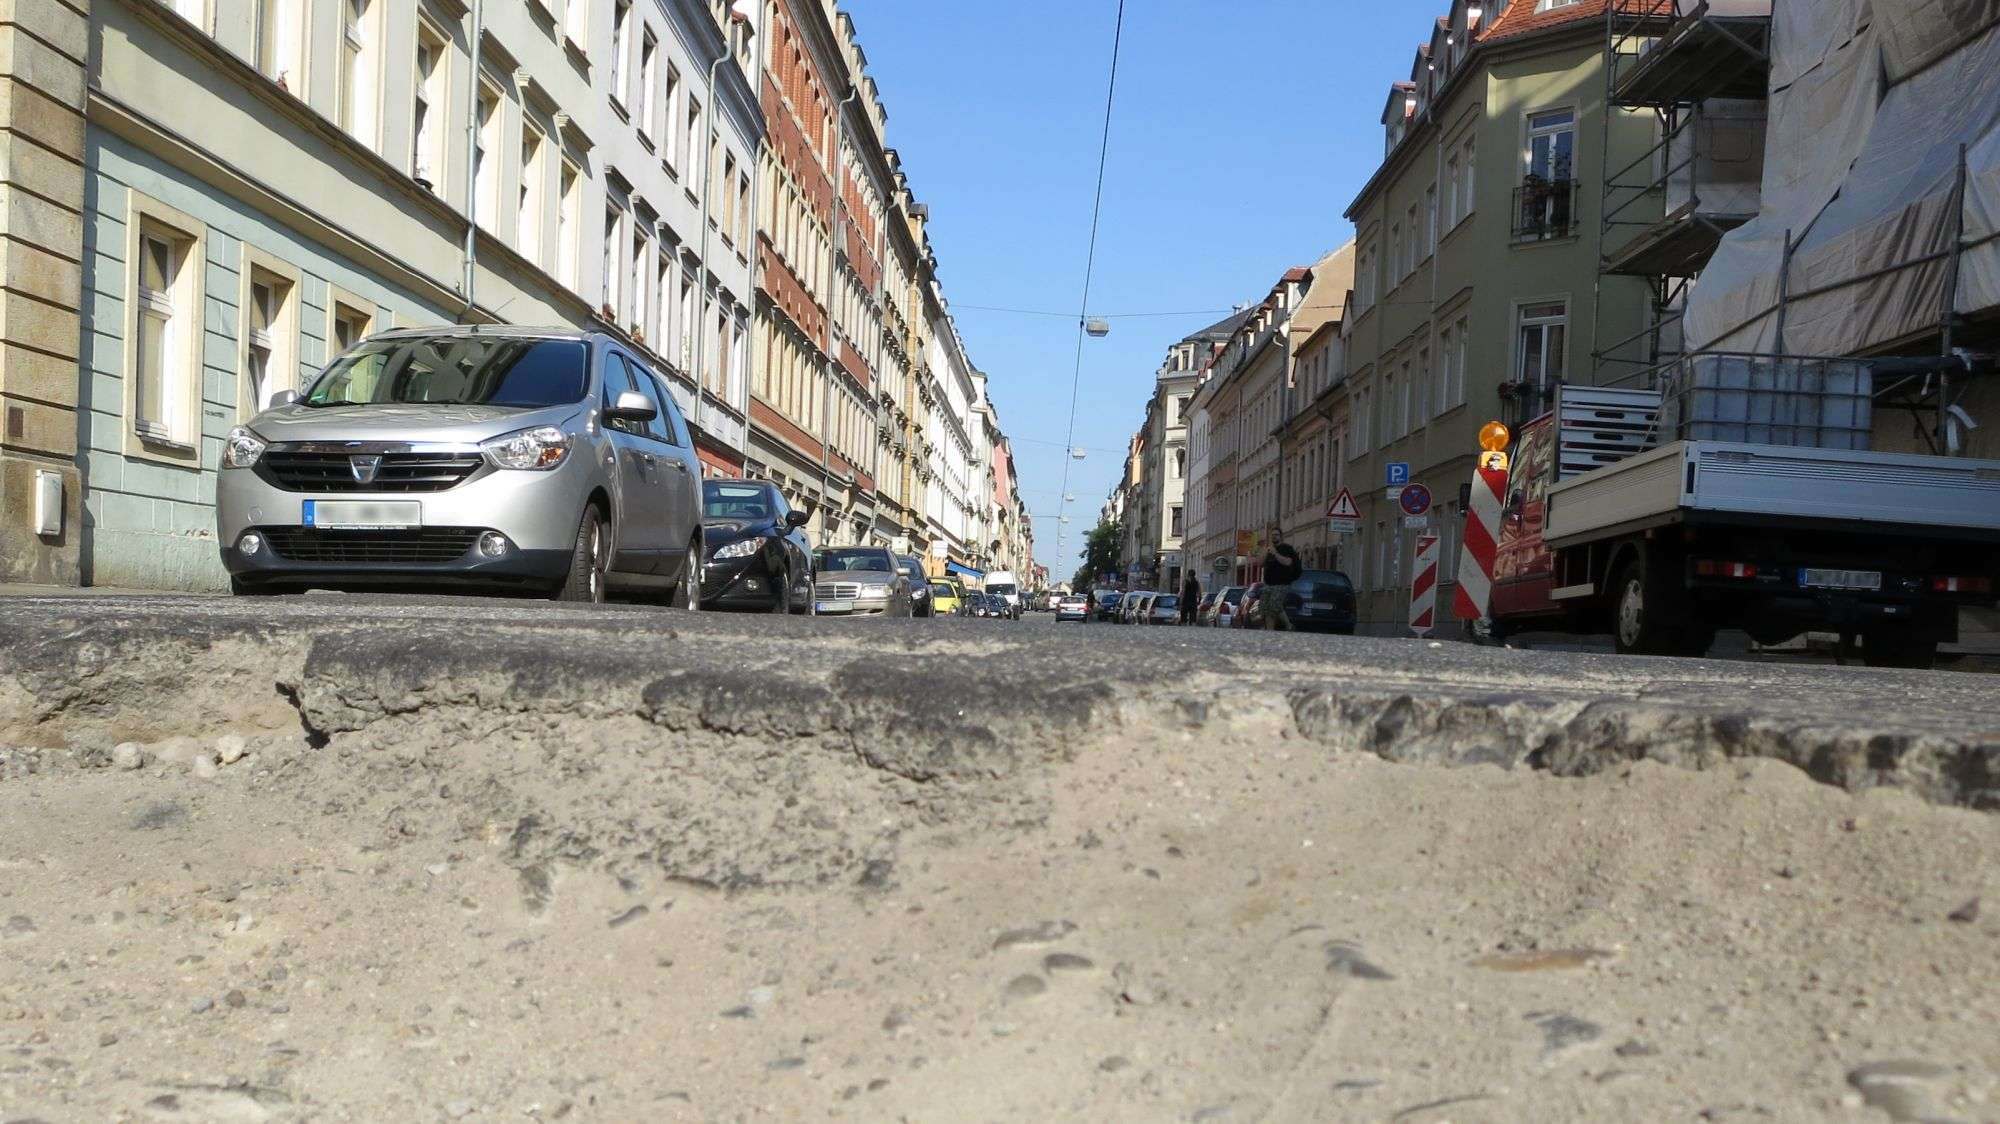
[1398,483,1433,518]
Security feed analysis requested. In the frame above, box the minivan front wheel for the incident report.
[676,534,702,611]
[557,507,608,604]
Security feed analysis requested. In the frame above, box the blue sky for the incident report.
[848,1,1421,577]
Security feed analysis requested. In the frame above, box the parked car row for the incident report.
[1062,572,1358,634]
[214,324,1014,623]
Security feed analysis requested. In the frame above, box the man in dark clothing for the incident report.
[1258,537,1302,631]
[1178,572,1201,625]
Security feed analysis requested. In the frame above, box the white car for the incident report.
[1055,594,1090,622]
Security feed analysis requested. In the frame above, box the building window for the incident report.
[737,171,752,253]
[1423,184,1437,258]
[639,30,659,139]
[557,160,582,290]
[1445,154,1460,228]
[729,311,747,403]
[132,223,197,447]
[518,126,545,266]
[1436,328,1453,417]
[1170,506,1185,538]
[610,1,632,105]
[331,298,373,353]
[629,227,647,331]
[339,0,376,147]
[242,265,297,416]
[564,0,587,45]
[1515,301,1568,413]
[1526,108,1576,183]
[413,23,447,189]
[720,153,738,243]
[661,64,681,160]
[683,97,701,186]
[1386,223,1400,282]
[1414,349,1430,427]
[1451,315,1468,407]
[1381,369,1398,445]
[602,205,622,315]
[677,266,697,370]
[474,83,501,230]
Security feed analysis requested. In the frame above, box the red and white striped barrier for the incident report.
[1452,462,1509,623]
[1408,534,1440,636]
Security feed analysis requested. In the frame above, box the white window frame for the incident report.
[557,157,583,291]
[564,0,589,49]
[661,64,682,169]
[519,122,547,266]
[610,0,633,108]
[238,247,302,421]
[412,18,449,189]
[474,80,503,231]
[639,29,659,142]
[603,203,624,317]
[1525,106,1577,183]
[327,285,377,356]
[339,0,380,150]
[124,197,206,463]
[1514,298,1570,400]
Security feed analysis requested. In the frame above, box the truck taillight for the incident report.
[1695,560,1759,580]
[1931,576,1993,594]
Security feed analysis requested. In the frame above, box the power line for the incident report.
[1054,0,1127,569]
[955,303,1236,320]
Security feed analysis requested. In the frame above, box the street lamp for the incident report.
[1084,318,1111,338]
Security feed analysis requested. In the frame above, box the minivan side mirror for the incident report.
[784,509,810,529]
[269,389,300,408]
[604,390,658,423]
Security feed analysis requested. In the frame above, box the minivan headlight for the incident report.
[482,425,571,470]
[858,583,890,599]
[223,426,267,469]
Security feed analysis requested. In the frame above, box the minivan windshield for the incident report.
[303,336,589,408]
[987,583,1018,597]
[703,482,773,520]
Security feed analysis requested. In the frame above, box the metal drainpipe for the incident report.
[460,0,484,320]
[818,84,861,538]
[694,49,733,415]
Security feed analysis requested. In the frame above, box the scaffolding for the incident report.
[1593,0,1771,378]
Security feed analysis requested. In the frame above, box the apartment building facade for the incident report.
[2,0,765,589]
[1338,0,1659,631]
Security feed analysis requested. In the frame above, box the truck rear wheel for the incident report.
[1611,549,1692,657]
[1861,629,1938,670]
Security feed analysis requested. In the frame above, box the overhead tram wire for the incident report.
[955,304,1236,320]
[1054,0,1128,573]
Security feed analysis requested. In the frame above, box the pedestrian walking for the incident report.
[1178,572,1201,625]
[1258,535,1301,631]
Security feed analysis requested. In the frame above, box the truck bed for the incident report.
[1544,441,2000,547]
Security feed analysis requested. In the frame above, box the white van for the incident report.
[983,571,1023,619]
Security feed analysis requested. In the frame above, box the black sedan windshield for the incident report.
[704,482,773,521]
[305,336,588,407]
[816,549,894,573]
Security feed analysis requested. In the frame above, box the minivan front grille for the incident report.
[815,581,861,601]
[262,527,481,564]
[260,450,484,493]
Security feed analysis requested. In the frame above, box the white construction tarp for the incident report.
[1685,0,2000,357]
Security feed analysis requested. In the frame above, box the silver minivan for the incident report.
[217,326,703,604]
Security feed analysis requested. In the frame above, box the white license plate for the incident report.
[815,601,853,614]
[1800,568,1881,591]
[303,500,421,530]
[1306,601,1333,612]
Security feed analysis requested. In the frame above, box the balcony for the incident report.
[1513,177,1578,242]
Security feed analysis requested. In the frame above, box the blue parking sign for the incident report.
[1385,462,1410,487]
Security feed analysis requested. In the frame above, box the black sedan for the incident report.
[699,480,813,613]
[896,555,935,617]
[1282,570,1358,634]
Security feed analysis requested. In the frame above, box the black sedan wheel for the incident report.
[769,562,791,613]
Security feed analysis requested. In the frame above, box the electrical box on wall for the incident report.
[34,470,62,537]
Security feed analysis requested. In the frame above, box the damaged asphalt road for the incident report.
[1,594,1996,1121]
